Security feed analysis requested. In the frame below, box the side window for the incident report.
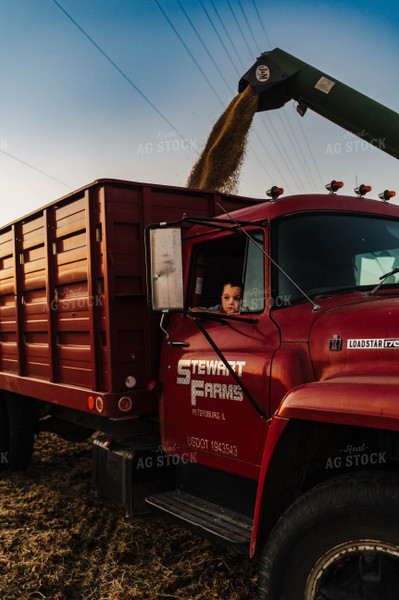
[188,232,265,313]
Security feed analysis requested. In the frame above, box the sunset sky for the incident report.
[1,0,398,225]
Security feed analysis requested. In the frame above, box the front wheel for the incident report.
[258,472,399,599]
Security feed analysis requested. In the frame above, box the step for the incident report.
[145,489,253,553]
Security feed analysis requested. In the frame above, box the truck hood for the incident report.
[309,296,399,380]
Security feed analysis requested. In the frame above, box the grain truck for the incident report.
[3,50,399,599]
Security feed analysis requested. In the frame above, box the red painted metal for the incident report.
[278,378,399,431]
[0,179,258,419]
[250,415,289,557]
[157,192,399,496]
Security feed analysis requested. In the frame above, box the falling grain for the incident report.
[187,85,258,194]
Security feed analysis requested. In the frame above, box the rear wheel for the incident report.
[258,473,399,599]
[0,394,35,471]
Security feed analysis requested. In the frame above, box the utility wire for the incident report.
[176,0,233,95]
[52,0,186,141]
[154,0,225,106]
[250,0,324,191]
[226,0,254,60]
[208,0,246,70]
[208,1,308,191]
[199,0,240,77]
[0,149,73,189]
[237,0,262,55]
[282,105,321,191]
[251,0,273,49]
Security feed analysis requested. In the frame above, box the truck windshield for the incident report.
[273,213,399,304]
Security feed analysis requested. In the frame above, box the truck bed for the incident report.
[0,179,259,419]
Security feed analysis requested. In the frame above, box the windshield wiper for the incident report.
[368,266,399,296]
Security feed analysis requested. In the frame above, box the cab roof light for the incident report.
[379,189,396,202]
[266,186,284,201]
[325,180,344,194]
[354,184,372,197]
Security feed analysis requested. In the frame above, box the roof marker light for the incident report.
[266,186,284,201]
[379,190,396,202]
[325,180,343,194]
[354,184,372,197]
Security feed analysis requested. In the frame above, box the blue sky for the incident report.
[1,0,399,225]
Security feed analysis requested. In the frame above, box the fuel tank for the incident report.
[309,295,399,381]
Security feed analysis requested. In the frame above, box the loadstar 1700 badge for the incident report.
[347,338,399,349]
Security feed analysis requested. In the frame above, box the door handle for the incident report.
[168,341,190,347]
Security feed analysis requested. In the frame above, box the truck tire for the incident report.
[0,394,36,471]
[257,472,399,600]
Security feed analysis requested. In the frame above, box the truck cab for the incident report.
[146,189,399,598]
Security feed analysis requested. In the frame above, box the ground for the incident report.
[0,432,259,600]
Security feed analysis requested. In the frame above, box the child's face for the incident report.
[221,284,241,314]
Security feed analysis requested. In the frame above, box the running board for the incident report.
[145,489,253,553]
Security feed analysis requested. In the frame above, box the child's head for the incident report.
[221,282,242,314]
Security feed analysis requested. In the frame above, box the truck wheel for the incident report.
[257,472,399,600]
[0,394,36,471]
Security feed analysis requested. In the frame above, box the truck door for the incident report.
[160,228,280,478]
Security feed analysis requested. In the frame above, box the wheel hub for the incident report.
[305,540,399,600]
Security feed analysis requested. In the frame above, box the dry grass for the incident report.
[0,433,259,600]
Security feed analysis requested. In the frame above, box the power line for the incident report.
[225,0,254,60]
[251,0,273,49]
[52,0,186,140]
[176,0,234,95]
[208,0,246,70]
[249,1,324,191]
[0,149,73,189]
[237,0,262,55]
[199,0,240,77]
[154,0,225,106]
[207,2,308,191]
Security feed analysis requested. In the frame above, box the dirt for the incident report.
[187,86,258,194]
[0,432,259,600]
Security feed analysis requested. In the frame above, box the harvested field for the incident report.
[0,432,259,600]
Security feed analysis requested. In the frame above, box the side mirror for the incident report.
[146,227,184,311]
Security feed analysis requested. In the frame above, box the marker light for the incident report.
[125,375,137,389]
[88,396,95,410]
[325,180,344,194]
[266,186,284,200]
[296,101,308,117]
[95,397,104,413]
[379,190,396,202]
[354,184,372,197]
[118,396,133,412]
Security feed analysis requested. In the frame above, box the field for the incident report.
[0,433,259,600]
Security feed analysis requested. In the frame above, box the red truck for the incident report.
[3,50,399,599]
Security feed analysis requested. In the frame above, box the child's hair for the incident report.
[221,280,242,293]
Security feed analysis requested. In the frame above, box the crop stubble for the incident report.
[0,433,258,600]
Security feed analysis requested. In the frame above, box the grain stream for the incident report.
[187,85,258,194]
